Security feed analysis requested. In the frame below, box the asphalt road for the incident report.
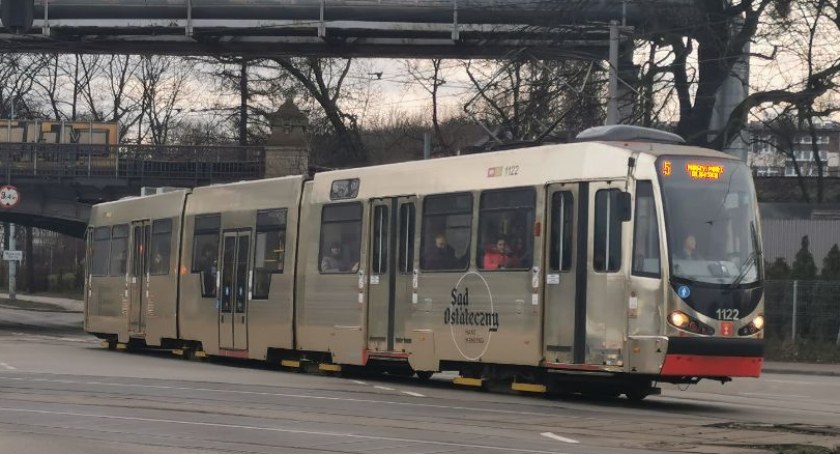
[0,306,838,454]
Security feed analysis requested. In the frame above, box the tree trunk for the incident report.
[239,59,249,147]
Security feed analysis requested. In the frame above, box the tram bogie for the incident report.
[85,125,765,399]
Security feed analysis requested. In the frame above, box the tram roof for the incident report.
[310,141,735,203]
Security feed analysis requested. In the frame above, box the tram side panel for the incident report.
[178,177,304,359]
[85,220,127,343]
[624,161,670,375]
[296,184,371,365]
[85,190,190,347]
[413,188,547,369]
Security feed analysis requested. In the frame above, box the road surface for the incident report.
[0,306,837,454]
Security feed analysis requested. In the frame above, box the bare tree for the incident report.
[463,57,600,144]
[271,57,368,166]
[405,59,451,153]
[137,56,194,145]
[0,54,43,118]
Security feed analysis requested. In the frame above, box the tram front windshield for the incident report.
[658,157,761,286]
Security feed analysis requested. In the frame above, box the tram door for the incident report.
[543,184,582,364]
[128,220,151,336]
[367,197,416,353]
[219,231,251,351]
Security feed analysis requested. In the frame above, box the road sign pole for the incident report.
[8,223,15,301]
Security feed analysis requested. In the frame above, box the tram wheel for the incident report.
[624,389,649,401]
[416,371,434,381]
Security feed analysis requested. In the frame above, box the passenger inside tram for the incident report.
[482,237,519,270]
[424,233,458,269]
[321,242,355,273]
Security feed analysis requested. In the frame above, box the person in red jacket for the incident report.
[483,237,519,270]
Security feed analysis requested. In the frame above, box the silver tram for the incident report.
[84,126,765,400]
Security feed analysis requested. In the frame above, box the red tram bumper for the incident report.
[660,354,763,377]
[660,337,764,378]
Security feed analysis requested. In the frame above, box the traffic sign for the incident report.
[2,250,23,261]
[0,185,20,209]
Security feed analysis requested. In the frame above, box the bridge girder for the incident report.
[0,0,701,58]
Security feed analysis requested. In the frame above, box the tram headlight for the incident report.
[752,315,765,330]
[669,311,690,329]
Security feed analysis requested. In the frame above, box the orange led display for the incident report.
[685,163,725,180]
[662,160,672,176]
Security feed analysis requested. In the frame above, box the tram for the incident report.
[84,125,765,400]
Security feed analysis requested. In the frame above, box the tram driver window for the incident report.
[253,208,287,299]
[192,214,220,297]
[632,181,661,277]
[420,193,472,271]
[594,189,623,273]
[91,226,111,276]
[319,203,362,274]
[477,188,535,271]
[150,218,172,275]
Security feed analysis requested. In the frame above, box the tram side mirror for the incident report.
[618,192,632,222]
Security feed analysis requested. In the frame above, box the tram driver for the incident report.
[679,234,700,260]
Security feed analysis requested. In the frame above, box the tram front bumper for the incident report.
[659,337,764,378]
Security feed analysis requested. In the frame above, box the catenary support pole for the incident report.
[791,280,798,340]
[606,20,620,125]
[9,223,16,301]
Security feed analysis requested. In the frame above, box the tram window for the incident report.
[91,226,111,276]
[192,214,220,297]
[398,203,416,273]
[372,205,389,274]
[109,224,129,276]
[319,203,362,274]
[549,192,574,272]
[420,193,472,271]
[594,189,623,272]
[477,188,535,271]
[150,218,172,275]
[632,181,661,277]
[253,208,287,299]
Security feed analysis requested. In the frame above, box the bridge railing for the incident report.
[0,143,266,185]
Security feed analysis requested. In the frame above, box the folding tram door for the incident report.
[128,220,151,337]
[367,196,417,355]
[219,230,251,351]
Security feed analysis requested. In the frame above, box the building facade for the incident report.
[747,121,840,177]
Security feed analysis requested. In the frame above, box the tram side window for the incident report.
[109,224,129,276]
[253,208,287,299]
[420,193,472,271]
[372,205,389,274]
[632,181,661,277]
[192,214,221,297]
[549,192,574,272]
[398,204,416,273]
[594,189,623,273]
[91,226,111,276]
[477,188,535,271]
[319,203,362,274]
[150,218,172,275]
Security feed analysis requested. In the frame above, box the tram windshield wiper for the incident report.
[729,221,761,288]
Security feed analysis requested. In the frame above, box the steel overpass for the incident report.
[0,0,700,58]
[0,143,266,237]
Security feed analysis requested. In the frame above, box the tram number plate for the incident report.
[716,308,740,320]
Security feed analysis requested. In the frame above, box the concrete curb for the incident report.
[0,303,83,314]
[762,367,840,377]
